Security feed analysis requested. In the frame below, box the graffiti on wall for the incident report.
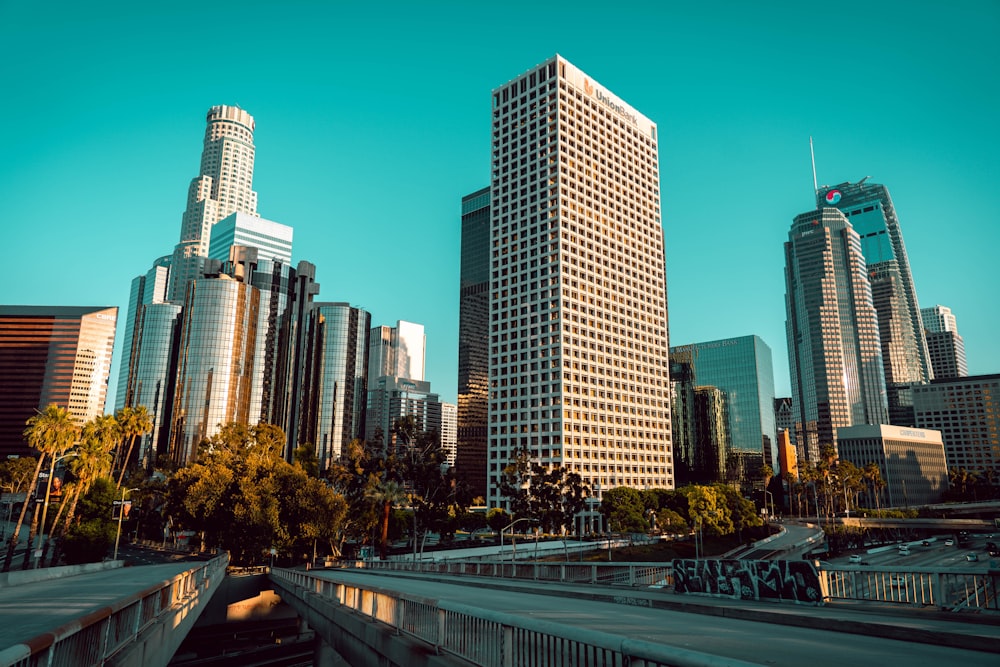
[671,559,822,605]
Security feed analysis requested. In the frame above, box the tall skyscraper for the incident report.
[784,207,888,463]
[669,336,777,477]
[816,180,932,423]
[116,256,183,468]
[168,105,259,302]
[0,306,118,458]
[487,55,672,507]
[456,187,491,499]
[921,305,968,379]
[298,302,371,471]
[168,249,262,466]
[367,321,426,385]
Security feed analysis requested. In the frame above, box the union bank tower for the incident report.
[486,55,672,507]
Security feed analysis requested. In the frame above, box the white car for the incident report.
[849,554,863,564]
[898,546,910,555]
[945,539,955,546]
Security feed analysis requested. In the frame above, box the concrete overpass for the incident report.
[271,564,1000,667]
[0,554,227,667]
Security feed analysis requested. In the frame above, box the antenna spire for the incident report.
[810,136,818,195]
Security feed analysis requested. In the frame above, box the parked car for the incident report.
[849,554,863,564]
[966,552,978,562]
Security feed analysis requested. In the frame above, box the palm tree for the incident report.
[365,480,407,560]
[114,406,151,488]
[4,405,79,571]
[46,416,116,566]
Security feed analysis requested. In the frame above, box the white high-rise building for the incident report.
[487,55,672,507]
[168,105,259,302]
[208,212,293,264]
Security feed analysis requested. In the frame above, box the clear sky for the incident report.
[2,1,998,407]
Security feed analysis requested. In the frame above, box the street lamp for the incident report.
[113,487,140,561]
[764,489,775,520]
[500,518,534,561]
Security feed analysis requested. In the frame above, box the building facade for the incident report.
[0,306,118,458]
[456,187,491,499]
[836,424,948,507]
[365,377,442,452]
[921,305,968,379]
[168,105,259,302]
[816,180,932,424]
[441,402,457,466]
[784,207,888,463]
[208,212,293,265]
[487,55,672,508]
[912,374,999,486]
[298,302,371,471]
[168,258,261,466]
[368,321,426,385]
[670,335,777,475]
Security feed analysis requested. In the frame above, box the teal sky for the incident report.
[2,1,998,406]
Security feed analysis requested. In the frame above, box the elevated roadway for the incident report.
[0,555,227,667]
[273,565,999,667]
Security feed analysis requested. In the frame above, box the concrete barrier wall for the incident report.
[0,560,123,588]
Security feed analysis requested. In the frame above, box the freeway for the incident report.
[835,533,998,570]
[305,567,999,667]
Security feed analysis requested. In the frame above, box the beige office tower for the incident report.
[168,105,259,302]
[486,55,672,508]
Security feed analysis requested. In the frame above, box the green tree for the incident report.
[6,405,79,572]
[0,456,37,495]
[60,477,116,565]
[47,416,116,565]
[293,442,320,478]
[114,405,151,487]
[365,480,407,560]
[601,486,648,533]
[497,451,589,534]
[486,507,510,533]
[328,439,383,558]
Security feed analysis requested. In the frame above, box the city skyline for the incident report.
[3,2,998,410]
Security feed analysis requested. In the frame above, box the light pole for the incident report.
[501,518,534,561]
[113,487,140,561]
[36,451,77,567]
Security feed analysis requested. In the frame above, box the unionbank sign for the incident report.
[583,78,638,127]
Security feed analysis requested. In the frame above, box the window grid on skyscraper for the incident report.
[487,56,671,507]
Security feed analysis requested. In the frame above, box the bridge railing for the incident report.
[820,565,999,611]
[348,558,1000,612]
[271,567,760,667]
[360,558,674,588]
[0,554,229,667]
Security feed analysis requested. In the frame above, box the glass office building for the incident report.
[456,187,491,498]
[169,276,260,466]
[299,302,371,471]
[670,335,777,477]
[816,180,932,424]
[785,207,888,463]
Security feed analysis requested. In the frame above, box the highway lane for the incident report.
[308,569,999,667]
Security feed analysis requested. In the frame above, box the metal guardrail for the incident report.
[362,558,674,588]
[349,558,1000,612]
[821,565,1000,611]
[0,553,229,667]
[271,567,762,667]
